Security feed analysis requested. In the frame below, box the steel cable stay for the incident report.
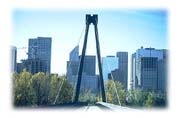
[106,60,121,106]
[71,55,83,102]
[71,26,85,102]
[99,38,120,105]
[53,78,64,104]
[53,26,85,105]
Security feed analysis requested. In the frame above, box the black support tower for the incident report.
[74,14,106,103]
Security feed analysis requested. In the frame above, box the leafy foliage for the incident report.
[13,71,167,108]
[105,80,167,108]
[31,72,50,105]
[79,90,98,104]
[13,69,36,106]
[55,75,73,104]
[126,89,167,108]
[144,92,153,108]
[105,80,126,105]
[13,70,73,107]
[126,89,147,107]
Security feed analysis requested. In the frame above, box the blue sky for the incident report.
[12,9,167,75]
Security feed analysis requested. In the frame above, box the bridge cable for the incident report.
[53,77,64,104]
[53,26,85,104]
[71,26,85,102]
[106,60,121,106]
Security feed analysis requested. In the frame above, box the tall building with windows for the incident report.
[107,52,128,90]
[28,37,52,73]
[11,46,17,72]
[131,53,137,90]
[70,45,79,61]
[67,55,96,78]
[131,47,168,93]
[116,52,128,89]
[136,57,158,91]
[81,56,96,75]
[17,37,52,74]
[67,45,98,93]
[67,45,79,77]
[16,59,47,74]
[102,56,118,82]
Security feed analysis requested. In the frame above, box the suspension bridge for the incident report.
[51,14,131,111]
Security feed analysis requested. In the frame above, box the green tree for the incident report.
[79,90,97,104]
[13,71,79,106]
[51,75,73,104]
[32,72,50,105]
[106,91,112,103]
[48,74,60,104]
[153,93,167,107]
[13,69,36,106]
[105,80,126,106]
[144,92,153,108]
[126,89,147,107]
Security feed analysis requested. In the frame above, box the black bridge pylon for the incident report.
[74,14,106,103]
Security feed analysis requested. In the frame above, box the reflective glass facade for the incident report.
[131,47,168,93]
[28,37,52,73]
[102,56,118,81]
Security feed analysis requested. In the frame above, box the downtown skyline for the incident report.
[12,9,168,76]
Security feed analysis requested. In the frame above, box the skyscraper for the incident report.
[131,53,137,90]
[81,55,96,75]
[102,56,118,82]
[67,45,79,78]
[16,59,47,74]
[11,46,17,72]
[137,57,158,91]
[116,52,128,90]
[67,45,98,93]
[131,47,168,93]
[70,45,79,61]
[28,37,52,73]
[107,52,128,90]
